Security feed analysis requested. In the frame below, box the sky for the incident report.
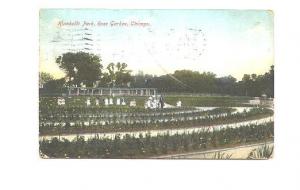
[39,9,274,80]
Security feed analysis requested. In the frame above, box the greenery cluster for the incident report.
[40,107,273,135]
[40,52,274,97]
[247,143,274,159]
[133,66,274,97]
[40,122,274,158]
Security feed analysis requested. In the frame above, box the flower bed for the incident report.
[39,122,274,158]
[39,107,273,135]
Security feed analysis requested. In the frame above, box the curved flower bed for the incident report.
[39,107,233,123]
[39,107,273,135]
[39,122,274,158]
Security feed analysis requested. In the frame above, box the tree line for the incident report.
[40,52,274,97]
[133,66,274,97]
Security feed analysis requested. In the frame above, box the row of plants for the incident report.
[40,104,203,115]
[39,108,273,135]
[196,143,273,159]
[40,96,147,108]
[247,143,274,159]
[39,95,252,109]
[164,95,252,107]
[39,122,274,158]
[39,107,233,121]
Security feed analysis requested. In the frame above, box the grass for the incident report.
[247,143,274,159]
[210,152,233,159]
[164,95,252,107]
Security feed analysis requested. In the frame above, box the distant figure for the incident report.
[116,98,121,105]
[159,95,164,109]
[153,99,158,109]
[95,99,99,106]
[145,98,151,109]
[176,100,182,107]
[144,95,165,109]
[121,98,126,105]
[57,97,65,105]
[86,98,91,106]
[104,98,109,106]
[130,99,136,107]
[109,98,113,105]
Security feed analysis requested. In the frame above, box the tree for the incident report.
[103,62,132,87]
[129,66,274,97]
[236,66,274,97]
[56,52,103,87]
[262,65,274,97]
[242,74,251,96]
[216,75,237,95]
[39,72,54,88]
[43,78,66,93]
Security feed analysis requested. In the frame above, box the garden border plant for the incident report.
[40,107,273,135]
[39,122,274,158]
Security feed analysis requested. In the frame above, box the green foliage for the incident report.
[45,55,274,97]
[100,62,132,87]
[56,52,103,87]
[130,65,274,97]
[210,152,232,159]
[40,72,54,86]
[39,122,274,158]
[247,143,274,159]
[39,104,273,135]
[238,66,274,97]
[164,95,251,107]
[41,78,66,94]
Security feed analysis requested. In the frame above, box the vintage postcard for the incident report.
[39,9,274,159]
